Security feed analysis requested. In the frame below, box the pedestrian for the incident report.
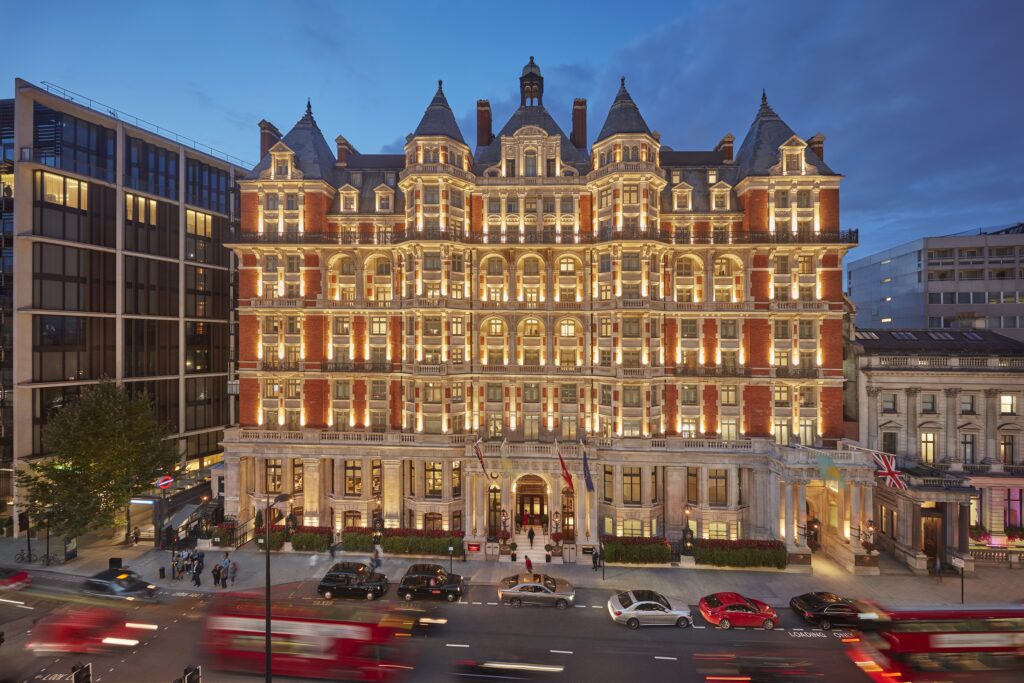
[229,560,238,584]
[525,555,533,574]
[220,553,231,587]
[329,541,336,560]
[371,547,381,572]
[598,546,605,569]
[527,527,536,549]
[934,555,943,583]
[592,549,599,572]
[211,564,221,587]
[192,562,202,587]
[522,510,529,531]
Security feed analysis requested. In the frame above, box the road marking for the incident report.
[550,650,573,655]
[692,625,707,629]
[486,602,497,605]
[471,601,482,605]
[654,656,677,661]
[446,643,470,648]
[591,605,602,608]
[575,605,587,608]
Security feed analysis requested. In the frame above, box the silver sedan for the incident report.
[497,573,576,609]
[607,589,692,629]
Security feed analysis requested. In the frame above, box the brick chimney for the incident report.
[715,133,735,162]
[476,100,493,148]
[571,98,587,149]
[335,135,353,168]
[258,119,281,159]
[808,133,825,161]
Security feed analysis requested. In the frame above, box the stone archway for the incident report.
[514,474,549,533]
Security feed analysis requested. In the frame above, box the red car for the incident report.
[27,607,145,655]
[698,592,779,630]
[0,567,31,591]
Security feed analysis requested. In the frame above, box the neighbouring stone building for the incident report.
[851,328,1024,572]
[222,58,874,570]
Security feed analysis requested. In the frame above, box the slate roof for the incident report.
[413,81,466,145]
[656,165,740,213]
[733,92,835,180]
[595,78,652,143]
[659,150,726,166]
[246,101,338,181]
[474,105,587,170]
[855,329,1024,356]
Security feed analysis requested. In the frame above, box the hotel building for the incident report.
[224,59,873,569]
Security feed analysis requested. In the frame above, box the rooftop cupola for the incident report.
[520,56,543,107]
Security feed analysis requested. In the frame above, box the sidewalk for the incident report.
[2,535,1020,608]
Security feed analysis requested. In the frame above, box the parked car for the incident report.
[80,569,158,602]
[789,592,860,630]
[497,573,575,609]
[698,592,778,630]
[607,589,692,629]
[0,567,31,591]
[397,563,465,603]
[316,562,388,601]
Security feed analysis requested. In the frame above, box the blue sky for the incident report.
[6,0,1023,257]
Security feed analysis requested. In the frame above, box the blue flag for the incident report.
[582,445,595,493]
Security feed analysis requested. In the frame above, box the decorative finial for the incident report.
[529,55,535,64]
[761,89,767,106]
[306,98,312,116]
[621,76,626,87]
[437,79,443,92]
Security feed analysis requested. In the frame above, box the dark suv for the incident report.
[317,562,388,601]
[397,564,465,602]
[81,569,158,602]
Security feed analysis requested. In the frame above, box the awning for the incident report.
[167,503,199,532]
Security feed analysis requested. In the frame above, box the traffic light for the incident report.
[182,665,202,683]
[71,662,93,683]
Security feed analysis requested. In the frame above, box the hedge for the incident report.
[340,527,464,556]
[693,539,787,569]
[601,535,672,564]
[254,530,286,552]
[291,531,332,552]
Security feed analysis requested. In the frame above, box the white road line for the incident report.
[591,605,602,608]
[486,602,497,605]
[550,650,573,655]
[575,605,587,608]
[654,656,677,661]
[446,643,470,648]
[471,601,482,605]
[692,625,707,629]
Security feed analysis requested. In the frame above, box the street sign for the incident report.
[952,556,965,569]
[156,475,174,490]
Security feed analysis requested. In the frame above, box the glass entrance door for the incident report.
[517,494,547,531]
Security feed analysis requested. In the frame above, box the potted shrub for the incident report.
[550,532,564,556]
[498,530,512,554]
[509,541,518,562]
[544,543,553,562]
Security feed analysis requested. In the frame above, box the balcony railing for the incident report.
[774,366,821,379]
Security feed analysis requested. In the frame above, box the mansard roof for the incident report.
[734,91,835,180]
[412,81,466,145]
[855,329,1024,356]
[595,78,652,143]
[247,100,338,181]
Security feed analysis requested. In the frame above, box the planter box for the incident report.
[196,539,213,550]
[283,542,293,553]
[551,556,564,564]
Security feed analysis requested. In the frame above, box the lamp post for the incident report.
[265,492,291,683]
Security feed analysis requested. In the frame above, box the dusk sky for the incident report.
[7,0,1023,259]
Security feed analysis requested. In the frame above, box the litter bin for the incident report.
[109,557,123,569]
[159,566,166,579]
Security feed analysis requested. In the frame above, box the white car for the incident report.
[607,589,692,629]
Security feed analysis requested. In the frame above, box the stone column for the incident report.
[797,482,807,546]
[958,503,970,554]
[866,387,881,450]
[984,389,1000,463]
[382,459,402,527]
[905,387,920,460]
[862,484,873,533]
[945,388,960,464]
[911,503,922,553]
[784,481,794,547]
[850,483,861,543]
[303,458,321,525]
[727,466,739,508]
[837,481,847,539]
[770,473,781,540]
[224,455,241,519]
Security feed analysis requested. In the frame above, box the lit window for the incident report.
[1001,394,1018,415]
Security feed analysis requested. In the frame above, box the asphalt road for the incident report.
[0,571,867,683]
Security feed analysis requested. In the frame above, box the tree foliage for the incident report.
[17,381,179,540]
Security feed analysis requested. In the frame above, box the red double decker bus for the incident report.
[846,602,1024,682]
[204,597,417,681]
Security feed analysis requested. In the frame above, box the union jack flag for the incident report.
[473,437,491,479]
[872,451,907,490]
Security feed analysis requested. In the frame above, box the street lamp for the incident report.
[265,492,291,683]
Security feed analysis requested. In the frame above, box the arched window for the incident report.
[523,258,540,276]
[339,258,355,275]
[714,257,734,276]
[424,512,443,531]
[676,259,694,277]
[487,318,504,336]
[486,258,504,276]
[560,320,576,337]
[523,319,541,337]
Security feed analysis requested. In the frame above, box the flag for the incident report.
[499,438,511,474]
[581,442,595,493]
[473,437,490,479]
[555,440,574,493]
[872,451,907,490]
[816,454,843,486]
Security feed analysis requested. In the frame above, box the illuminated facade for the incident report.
[224,59,872,567]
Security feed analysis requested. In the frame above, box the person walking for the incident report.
[220,554,231,589]
[934,554,943,583]
[592,549,599,571]
[527,527,536,549]
[211,564,221,588]
[370,547,381,573]
[522,510,529,532]
[191,560,202,587]
[524,555,533,574]
[229,560,238,585]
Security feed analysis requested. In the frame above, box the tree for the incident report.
[17,381,180,544]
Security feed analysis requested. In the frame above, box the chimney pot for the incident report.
[476,100,493,148]
[335,135,352,168]
[571,98,587,150]
[716,133,735,162]
[808,133,825,161]
[258,119,281,159]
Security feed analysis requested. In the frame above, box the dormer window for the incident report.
[505,158,516,177]
[671,170,681,184]
[713,192,728,210]
[351,172,362,187]
[524,151,538,177]
[546,158,556,177]
[785,152,802,174]
[707,169,718,184]
[377,194,391,212]
[385,173,396,187]
[342,195,356,212]
[275,161,288,177]
[674,191,690,211]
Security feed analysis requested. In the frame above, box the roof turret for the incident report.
[246,99,337,180]
[412,80,466,145]
[733,90,835,179]
[595,77,652,143]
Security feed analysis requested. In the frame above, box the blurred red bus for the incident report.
[846,602,1024,682]
[204,598,415,681]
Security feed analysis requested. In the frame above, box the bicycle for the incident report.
[15,549,38,563]
[42,552,63,566]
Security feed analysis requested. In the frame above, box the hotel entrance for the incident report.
[516,475,548,532]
